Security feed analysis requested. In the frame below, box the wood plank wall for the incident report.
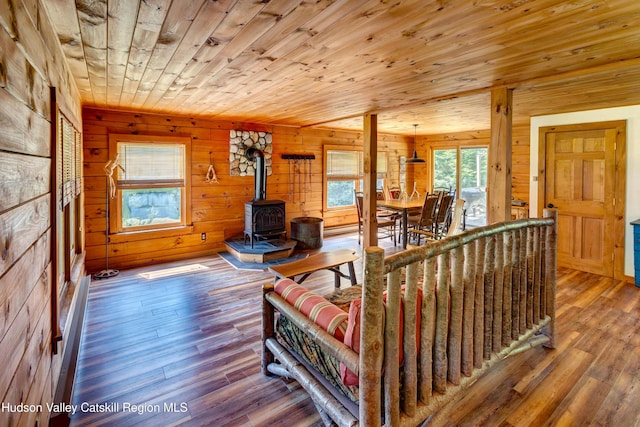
[83,108,412,272]
[414,126,530,203]
[0,1,82,426]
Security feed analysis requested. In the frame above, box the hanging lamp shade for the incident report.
[406,124,425,164]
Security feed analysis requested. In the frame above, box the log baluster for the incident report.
[434,252,451,393]
[448,246,464,385]
[420,256,437,402]
[461,241,476,376]
[493,233,504,353]
[403,261,419,416]
[502,230,514,346]
[483,236,496,360]
[385,269,401,426]
[473,237,486,368]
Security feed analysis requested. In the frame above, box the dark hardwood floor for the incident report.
[69,232,640,426]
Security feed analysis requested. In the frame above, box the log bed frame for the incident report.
[262,210,557,426]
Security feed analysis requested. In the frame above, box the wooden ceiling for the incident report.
[43,0,640,135]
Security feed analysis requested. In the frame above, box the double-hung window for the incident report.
[109,134,191,233]
[324,147,387,210]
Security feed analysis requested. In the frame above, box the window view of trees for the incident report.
[325,149,387,209]
[433,147,488,227]
[327,180,356,208]
[461,147,487,226]
[433,149,457,192]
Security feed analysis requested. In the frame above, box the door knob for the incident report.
[547,203,555,208]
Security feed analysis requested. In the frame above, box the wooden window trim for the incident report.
[428,142,488,195]
[323,145,388,213]
[108,134,192,235]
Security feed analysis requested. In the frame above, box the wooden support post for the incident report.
[487,87,513,224]
[363,113,378,248]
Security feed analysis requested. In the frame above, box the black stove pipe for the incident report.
[246,147,266,201]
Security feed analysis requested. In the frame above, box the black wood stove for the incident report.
[243,147,286,247]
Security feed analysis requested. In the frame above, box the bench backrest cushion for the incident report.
[340,286,423,386]
[274,278,348,340]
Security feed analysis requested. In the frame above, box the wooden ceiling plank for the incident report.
[41,0,93,104]
[466,3,640,84]
[194,1,425,118]
[275,1,574,97]
[44,0,640,134]
[203,0,345,100]
[275,0,633,101]
[241,0,337,57]
[106,0,139,107]
[225,2,499,118]
[119,0,172,107]
[200,0,640,127]
[156,0,270,106]
[181,0,390,104]
[75,0,107,106]
[200,0,402,110]
[253,0,365,63]
[171,0,305,112]
[131,0,207,108]
[143,0,237,109]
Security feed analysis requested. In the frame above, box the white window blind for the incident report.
[118,142,185,186]
[326,150,387,176]
[327,150,359,176]
[58,112,81,207]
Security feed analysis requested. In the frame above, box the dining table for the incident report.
[377,198,425,249]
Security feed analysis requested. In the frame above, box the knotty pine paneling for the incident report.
[0,88,51,156]
[1,266,52,427]
[0,151,50,212]
[0,0,82,423]
[415,126,531,205]
[83,107,412,270]
[511,125,531,203]
[0,195,50,277]
[0,232,50,338]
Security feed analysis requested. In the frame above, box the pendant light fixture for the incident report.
[406,123,425,164]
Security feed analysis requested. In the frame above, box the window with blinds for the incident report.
[325,148,387,209]
[58,112,81,208]
[109,135,191,232]
[117,143,186,186]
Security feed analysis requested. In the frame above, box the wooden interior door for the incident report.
[541,121,625,278]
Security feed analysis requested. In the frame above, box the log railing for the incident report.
[359,210,557,426]
[262,210,557,427]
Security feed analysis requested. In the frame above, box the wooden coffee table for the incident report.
[267,249,359,288]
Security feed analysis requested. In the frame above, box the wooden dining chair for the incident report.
[433,194,455,239]
[355,193,398,245]
[407,193,439,245]
[409,199,466,245]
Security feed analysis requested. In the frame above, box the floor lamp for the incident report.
[94,156,124,279]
